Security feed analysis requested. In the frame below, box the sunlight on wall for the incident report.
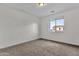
[32,23,38,34]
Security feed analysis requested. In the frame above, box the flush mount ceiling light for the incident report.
[36,3,47,7]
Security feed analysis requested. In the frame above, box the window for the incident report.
[49,18,64,32]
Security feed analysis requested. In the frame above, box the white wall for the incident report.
[40,8,79,45]
[0,6,39,48]
[1,5,79,48]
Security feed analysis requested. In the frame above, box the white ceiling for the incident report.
[0,3,79,18]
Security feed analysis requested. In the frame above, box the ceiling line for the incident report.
[0,4,39,18]
[40,7,79,19]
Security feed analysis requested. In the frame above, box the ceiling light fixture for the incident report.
[37,3,47,7]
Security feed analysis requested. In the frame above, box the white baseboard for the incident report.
[0,36,38,49]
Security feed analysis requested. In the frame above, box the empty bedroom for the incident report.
[0,3,79,56]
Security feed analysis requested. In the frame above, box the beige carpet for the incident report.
[0,39,79,56]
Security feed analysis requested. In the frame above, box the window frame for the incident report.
[49,18,64,32]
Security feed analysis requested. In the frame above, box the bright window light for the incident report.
[49,18,64,32]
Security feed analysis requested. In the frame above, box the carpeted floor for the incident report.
[0,39,79,56]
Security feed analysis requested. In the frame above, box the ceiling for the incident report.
[0,3,79,18]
